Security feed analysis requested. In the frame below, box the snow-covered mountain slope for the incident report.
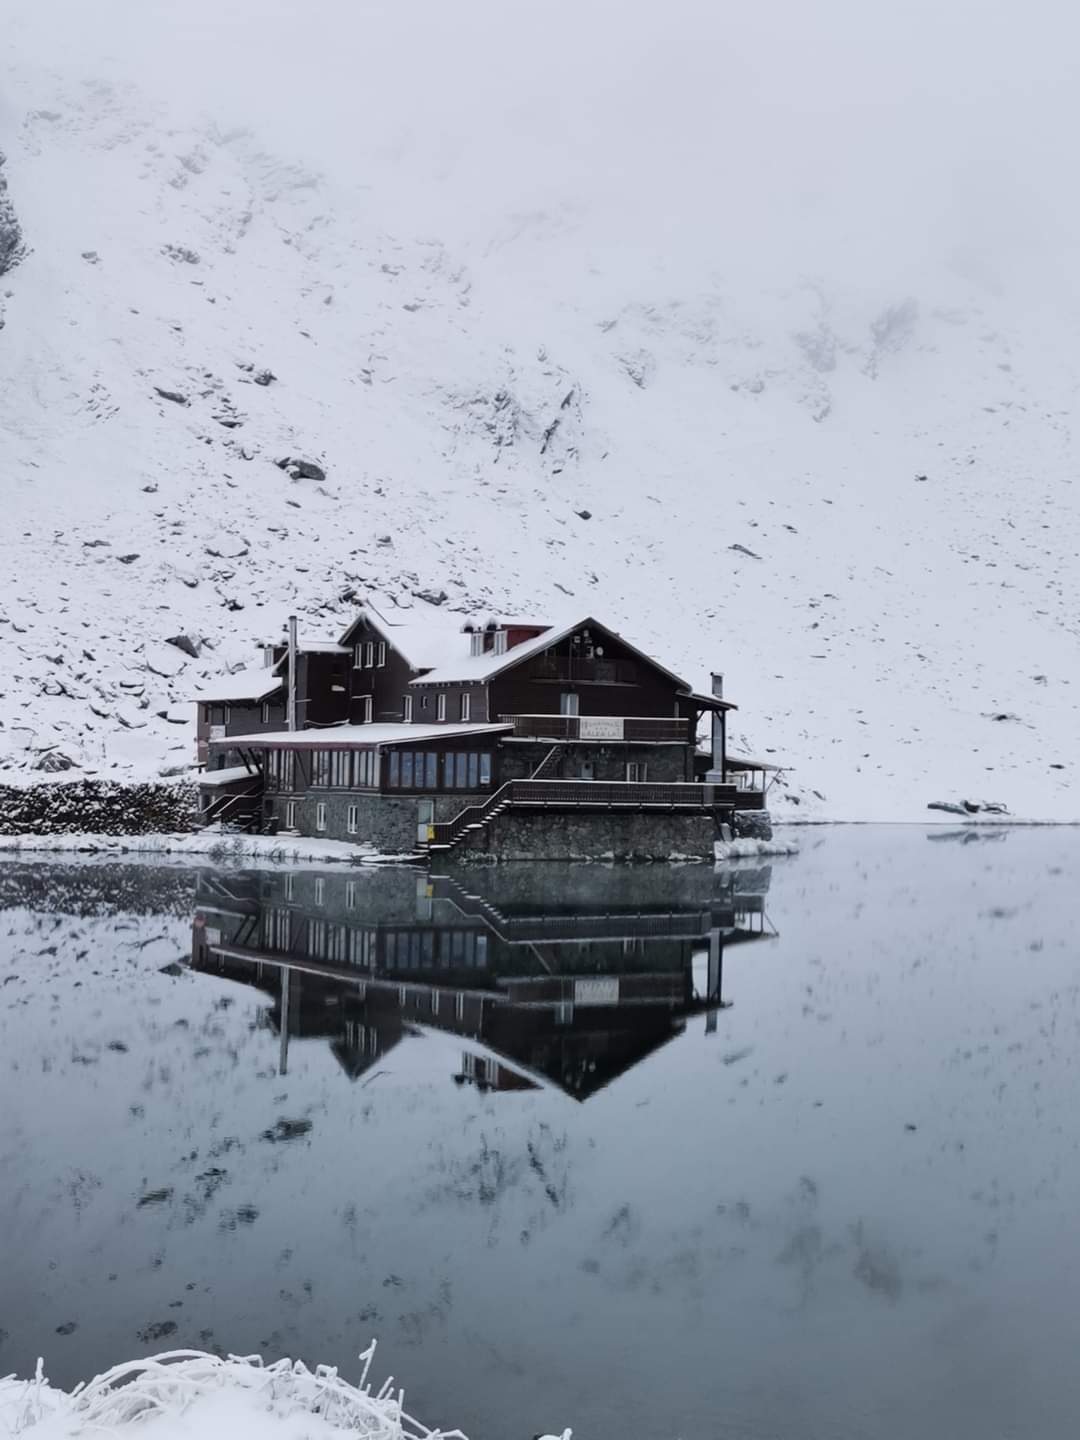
[2,1,1079,819]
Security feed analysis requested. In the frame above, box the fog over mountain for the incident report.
[2,0,1078,818]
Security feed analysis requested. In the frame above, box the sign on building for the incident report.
[574,977,620,1005]
[579,716,624,740]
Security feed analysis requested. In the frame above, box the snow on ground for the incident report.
[2,2,1079,822]
[0,831,405,864]
[0,1346,471,1440]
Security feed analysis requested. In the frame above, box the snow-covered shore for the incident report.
[0,832,408,865]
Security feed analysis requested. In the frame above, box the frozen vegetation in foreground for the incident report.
[0,1346,571,1440]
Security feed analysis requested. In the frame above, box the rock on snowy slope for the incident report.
[0,5,1078,823]
[0,152,24,278]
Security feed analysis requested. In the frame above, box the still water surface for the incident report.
[1,827,1078,1439]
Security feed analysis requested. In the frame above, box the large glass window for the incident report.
[313,750,331,786]
[401,752,414,788]
[425,752,438,789]
[467,753,479,788]
[388,752,400,786]
[480,753,492,786]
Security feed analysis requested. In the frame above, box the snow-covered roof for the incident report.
[209,722,513,749]
[339,602,466,672]
[197,765,261,787]
[409,616,690,689]
[193,668,284,703]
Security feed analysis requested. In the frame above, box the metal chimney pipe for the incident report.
[287,615,298,732]
[709,672,724,781]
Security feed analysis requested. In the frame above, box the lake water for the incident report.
[1,827,1078,1440]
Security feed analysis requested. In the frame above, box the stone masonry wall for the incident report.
[450,809,717,863]
[0,782,198,836]
[264,789,489,851]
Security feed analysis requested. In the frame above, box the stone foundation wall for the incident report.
[264,790,489,851]
[0,782,198,836]
[733,809,773,841]
[450,809,717,863]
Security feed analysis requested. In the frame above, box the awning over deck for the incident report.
[725,753,783,772]
[683,691,737,712]
[197,765,261,788]
[209,722,513,751]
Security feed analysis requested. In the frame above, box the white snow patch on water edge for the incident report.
[0,832,412,865]
[0,1346,474,1440]
[714,838,800,861]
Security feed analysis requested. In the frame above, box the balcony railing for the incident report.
[501,714,689,743]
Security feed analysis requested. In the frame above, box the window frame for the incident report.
[436,693,446,722]
[316,801,328,832]
[460,693,471,722]
[261,701,270,725]
[364,641,375,668]
[285,800,297,830]
[376,642,386,668]
[347,803,359,834]
[403,694,413,722]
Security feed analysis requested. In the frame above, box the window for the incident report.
[283,751,295,790]
[316,802,327,832]
[261,701,270,725]
[455,992,465,1021]
[353,642,364,668]
[559,693,579,717]
[345,880,357,909]
[361,696,373,724]
[424,752,438,789]
[626,762,648,782]
[314,877,325,907]
[224,705,232,724]
[331,751,349,787]
[313,751,331,786]
[388,752,400,786]
[401,752,415,787]
[460,693,471,722]
[347,804,359,834]
[377,642,386,668]
[436,693,446,722]
[361,641,373,668]
[403,694,413,722]
[467,753,479,788]
[479,753,492,786]
[285,800,297,830]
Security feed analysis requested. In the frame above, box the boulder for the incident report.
[733,809,773,841]
[276,456,326,482]
[165,633,202,658]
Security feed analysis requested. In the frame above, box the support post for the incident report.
[706,672,725,783]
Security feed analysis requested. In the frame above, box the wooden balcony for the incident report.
[531,656,638,685]
[501,714,689,743]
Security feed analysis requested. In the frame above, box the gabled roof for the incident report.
[408,616,690,690]
[338,602,466,672]
[193,667,284,703]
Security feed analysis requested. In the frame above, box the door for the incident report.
[559,692,579,716]
[577,760,595,781]
[416,798,435,846]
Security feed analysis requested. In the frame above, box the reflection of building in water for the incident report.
[190,864,774,1101]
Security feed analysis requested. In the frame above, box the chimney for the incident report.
[708,672,725,782]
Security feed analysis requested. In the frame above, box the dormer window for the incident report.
[493,629,508,655]
[470,631,484,656]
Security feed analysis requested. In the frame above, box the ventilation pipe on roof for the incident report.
[708,671,725,782]
[287,615,298,732]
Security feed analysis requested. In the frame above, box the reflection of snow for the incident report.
[0,1344,472,1440]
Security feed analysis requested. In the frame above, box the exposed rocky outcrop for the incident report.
[0,152,24,277]
[0,781,198,836]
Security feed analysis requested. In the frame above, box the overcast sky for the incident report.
[8,0,1079,290]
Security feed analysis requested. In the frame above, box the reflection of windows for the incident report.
[314,877,325,907]
[285,873,295,902]
[345,880,357,909]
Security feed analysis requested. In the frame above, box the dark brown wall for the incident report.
[488,626,682,721]
[343,618,418,723]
